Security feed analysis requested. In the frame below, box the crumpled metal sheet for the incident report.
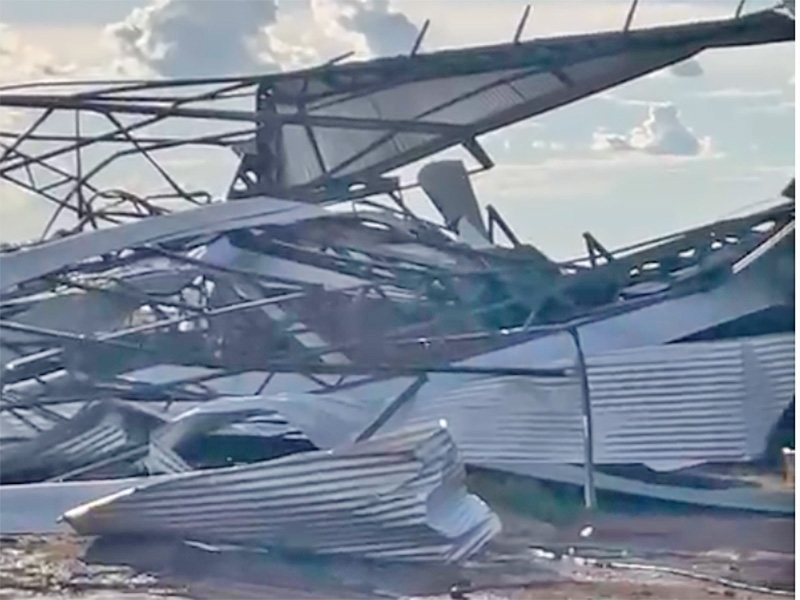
[268,9,794,189]
[0,196,326,292]
[0,400,168,483]
[61,421,501,563]
[154,392,383,451]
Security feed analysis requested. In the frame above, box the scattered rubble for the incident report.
[0,3,794,597]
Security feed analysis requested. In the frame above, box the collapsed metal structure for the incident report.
[0,3,795,564]
[0,6,793,234]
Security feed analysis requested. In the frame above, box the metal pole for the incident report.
[513,5,532,44]
[569,325,596,510]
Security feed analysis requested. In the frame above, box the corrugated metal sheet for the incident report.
[62,421,501,563]
[448,259,790,370]
[742,334,795,456]
[0,400,166,482]
[140,440,193,475]
[588,333,794,469]
[0,197,326,291]
[377,333,794,471]
[0,396,84,443]
[104,332,794,475]
[385,376,585,465]
[200,237,367,291]
[155,392,383,451]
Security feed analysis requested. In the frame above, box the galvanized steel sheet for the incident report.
[62,421,501,563]
[379,333,794,471]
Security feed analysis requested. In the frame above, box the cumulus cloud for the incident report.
[104,0,420,78]
[106,0,280,78]
[315,0,420,57]
[0,22,75,82]
[700,88,786,99]
[592,103,712,157]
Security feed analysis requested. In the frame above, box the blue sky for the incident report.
[0,0,795,258]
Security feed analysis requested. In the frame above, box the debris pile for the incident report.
[0,2,794,578]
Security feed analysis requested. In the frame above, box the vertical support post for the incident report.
[568,325,596,510]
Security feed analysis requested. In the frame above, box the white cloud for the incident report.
[103,0,420,78]
[0,0,791,254]
[592,103,713,157]
[531,140,566,151]
[314,0,419,57]
[0,22,76,82]
[0,181,53,244]
[106,0,280,77]
[700,88,786,99]
[743,100,796,114]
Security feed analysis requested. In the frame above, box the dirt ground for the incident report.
[0,511,793,600]
[1,466,794,599]
[1,467,793,599]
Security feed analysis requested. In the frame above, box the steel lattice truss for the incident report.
[0,5,793,241]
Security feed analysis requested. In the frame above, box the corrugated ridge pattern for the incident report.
[742,334,795,454]
[747,334,795,418]
[1,407,135,480]
[387,334,794,470]
[589,341,748,466]
[63,422,501,563]
[397,376,585,465]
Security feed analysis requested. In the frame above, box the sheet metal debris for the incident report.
[0,400,168,484]
[0,3,794,567]
[61,421,502,563]
[352,333,795,472]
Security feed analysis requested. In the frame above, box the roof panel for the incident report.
[249,9,794,194]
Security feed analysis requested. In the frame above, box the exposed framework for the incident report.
[0,4,794,507]
[0,6,793,241]
[1,198,793,442]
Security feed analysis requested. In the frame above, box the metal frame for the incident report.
[0,5,790,241]
[1,198,791,401]
[0,5,792,503]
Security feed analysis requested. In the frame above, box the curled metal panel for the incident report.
[62,421,501,563]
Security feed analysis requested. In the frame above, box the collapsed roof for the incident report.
[0,4,794,564]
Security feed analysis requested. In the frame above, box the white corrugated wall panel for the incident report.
[588,341,750,468]
[395,376,585,465]
[382,334,794,471]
